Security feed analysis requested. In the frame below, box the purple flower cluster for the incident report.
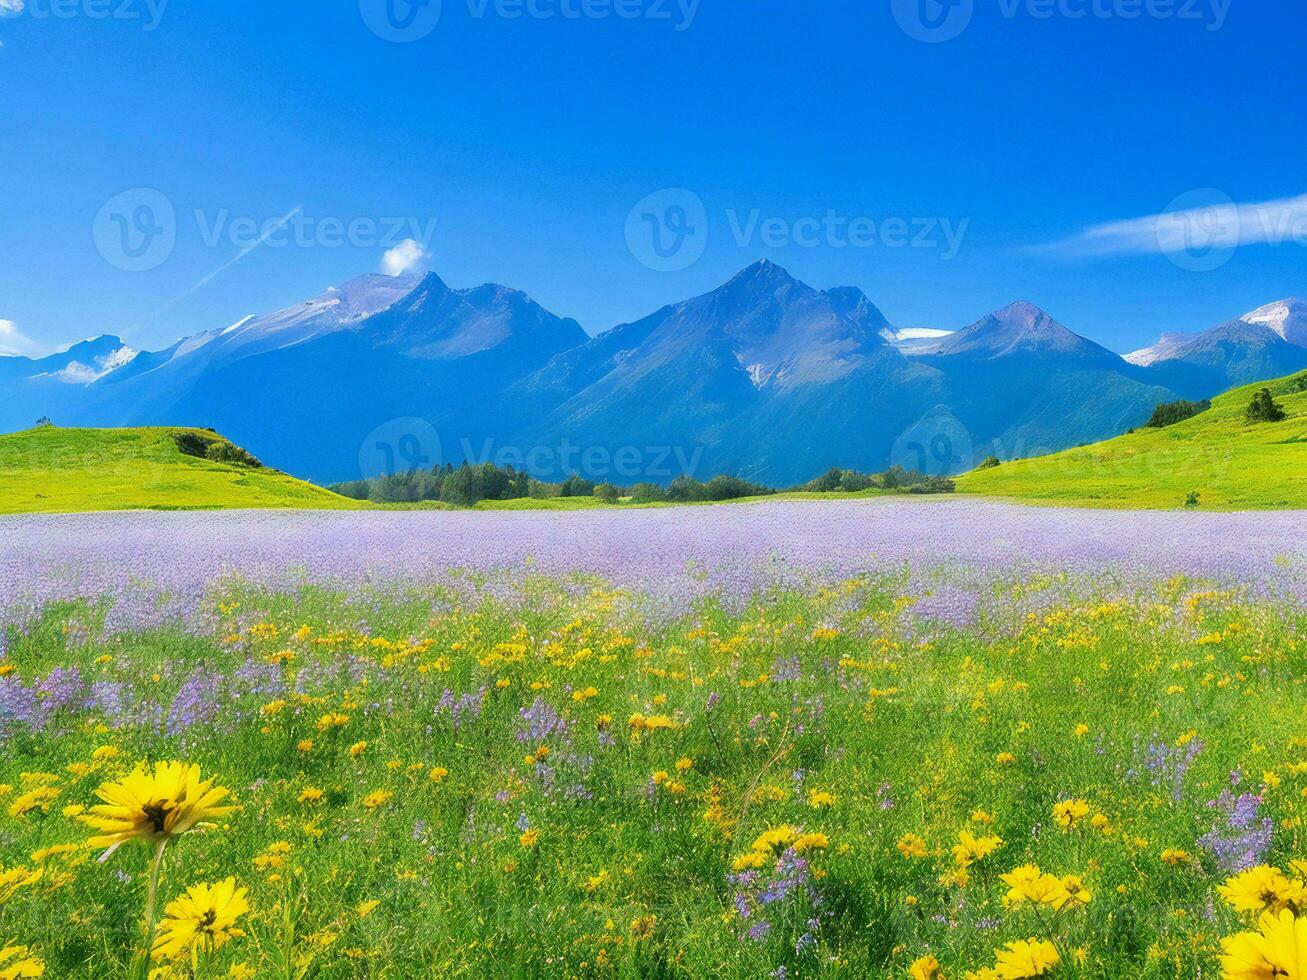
[729,851,825,958]
[5,501,1307,636]
[1198,775,1274,871]
[1127,734,1204,801]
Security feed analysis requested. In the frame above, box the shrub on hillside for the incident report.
[1246,388,1287,423]
[1146,399,1211,429]
[205,440,263,468]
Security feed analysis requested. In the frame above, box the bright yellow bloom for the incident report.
[152,878,249,961]
[297,787,324,804]
[1160,849,1191,866]
[1000,865,1068,909]
[792,832,829,854]
[0,943,44,978]
[952,829,1003,868]
[751,825,799,856]
[360,790,393,809]
[356,899,380,918]
[1052,799,1090,831]
[909,954,942,979]
[0,866,42,905]
[731,851,768,871]
[993,938,1060,978]
[1219,866,1306,914]
[349,741,368,758]
[79,762,233,859]
[7,787,60,819]
[519,829,539,847]
[428,767,450,784]
[897,833,929,858]
[808,790,836,809]
[316,712,349,731]
[1220,908,1307,979]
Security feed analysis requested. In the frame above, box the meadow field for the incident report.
[3,500,1307,978]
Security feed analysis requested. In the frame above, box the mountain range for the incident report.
[3,261,1305,486]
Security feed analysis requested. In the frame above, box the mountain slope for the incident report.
[919,301,1177,462]
[64,273,588,484]
[955,370,1307,509]
[1128,299,1307,399]
[0,426,359,514]
[514,260,942,484]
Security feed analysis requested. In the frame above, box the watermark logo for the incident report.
[625,190,969,271]
[361,0,698,40]
[891,0,974,43]
[91,190,439,273]
[891,408,974,477]
[359,417,443,478]
[892,0,1232,43]
[93,188,176,272]
[2,0,170,31]
[1154,187,1238,273]
[625,188,709,273]
[359,0,443,42]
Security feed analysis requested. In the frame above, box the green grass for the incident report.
[0,426,360,514]
[2,574,1302,976]
[957,371,1307,510]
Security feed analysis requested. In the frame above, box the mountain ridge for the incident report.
[4,263,1305,485]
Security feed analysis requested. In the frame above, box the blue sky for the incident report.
[1,0,1304,357]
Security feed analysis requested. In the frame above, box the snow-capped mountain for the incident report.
[1125,298,1307,398]
[3,265,1303,484]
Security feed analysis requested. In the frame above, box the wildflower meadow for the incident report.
[3,501,1307,977]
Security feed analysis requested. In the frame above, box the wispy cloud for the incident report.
[126,205,302,333]
[0,0,24,14]
[382,238,430,276]
[1036,192,1307,260]
[0,318,41,357]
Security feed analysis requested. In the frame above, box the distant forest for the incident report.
[330,463,956,507]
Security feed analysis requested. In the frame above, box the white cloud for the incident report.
[0,319,41,357]
[381,239,430,276]
[1037,192,1307,260]
[46,345,139,384]
[0,0,23,15]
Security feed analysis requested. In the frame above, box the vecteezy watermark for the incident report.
[625,188,710,273]
[92,188,440,272]
[93,188,177,273]
[463,438,704,481]
[359,0,697,42]
[624,187,969,271]
[360,417,443,478]
[1153,188,1239,273]
[891,0,975,43]
[0,0,170,30]
[891,407,974,477]
[193,211,439,253]
[358,0,443,42]
[356,422,706,481]
[1153,188,1307,274]
[892,0,1231,43]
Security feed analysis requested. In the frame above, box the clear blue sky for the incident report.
[1,0,1304,357]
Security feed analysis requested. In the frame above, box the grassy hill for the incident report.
[957,371,1307,509]
[0,426,360,514]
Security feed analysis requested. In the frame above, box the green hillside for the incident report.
[957,371,1307,509]
[0,426,360,514]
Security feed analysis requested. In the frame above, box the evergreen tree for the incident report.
[1246,388,1287,423]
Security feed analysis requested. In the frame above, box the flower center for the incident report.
[142,802,173,833]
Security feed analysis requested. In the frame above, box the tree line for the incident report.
[329,463,956,507]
